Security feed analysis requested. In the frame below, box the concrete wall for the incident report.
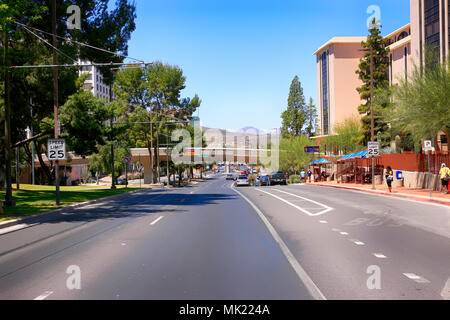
[400,170,442,191]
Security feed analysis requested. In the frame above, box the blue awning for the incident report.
[310,158,331,165]
[338,153,354,161]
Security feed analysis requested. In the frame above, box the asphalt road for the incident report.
[0,176,312,300]
[0,174,449,300]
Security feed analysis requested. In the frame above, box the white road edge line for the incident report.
[254,188,332,217]
[34,291,53,300]
[150,216,164,226]
[231,186,326,300]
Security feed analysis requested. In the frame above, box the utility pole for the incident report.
[15,147,19,190]
[166,123,170,185]
[110,121,116,189]
[31,98,35,185]
[52,0,61,205]
[150,106,154,184]
[3,23,15,206]
[370,47,376,191]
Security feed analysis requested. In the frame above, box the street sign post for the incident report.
[47,139,66,161]
[368,142,379,190]
[424,140,432,198]
[367,142,380,158]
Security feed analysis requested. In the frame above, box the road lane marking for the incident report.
[254,188,333,217]
[319,220,328,224]
[403,273,430,284]
[441,277,450,300]
[350,239,365,246]
[271,189,334,215]
[231,186,326,300]
[373,253,387,259]
[150,216,164,226]
[34,291,53,300]
[340,232,349,235]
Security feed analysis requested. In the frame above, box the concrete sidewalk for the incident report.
[308,181,450,206]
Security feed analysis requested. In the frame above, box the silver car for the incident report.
[235,175,250,187]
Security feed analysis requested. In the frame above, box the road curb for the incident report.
[314,184,450,206]
[0,188,152,231]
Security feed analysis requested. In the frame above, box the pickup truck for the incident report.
[269,171,287,186]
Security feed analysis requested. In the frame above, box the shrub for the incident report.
[288,175,301,184]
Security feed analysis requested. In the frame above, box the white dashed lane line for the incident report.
[319,220,328,224]
[373,253,387,259]
[340,232,349,236]
[403,273,430,284]
[350,239,365,246]
[150,216,164,226]
[34,291,53,300]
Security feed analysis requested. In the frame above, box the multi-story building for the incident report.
[314,0,449,152]
[78,59,115,102]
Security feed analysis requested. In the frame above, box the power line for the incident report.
[20,23,77,64]
[12,20,145,64]
[10,62,151,69]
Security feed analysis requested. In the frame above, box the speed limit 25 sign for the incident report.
[47,139,66,161]
[367,142,380,157]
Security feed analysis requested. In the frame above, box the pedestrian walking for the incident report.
[439,163,450,194]
[385,166,394,193]
[300,169,306,183]
[307,169,312,183]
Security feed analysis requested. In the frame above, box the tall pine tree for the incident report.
[356,18,390,145]
[281,76,307,138]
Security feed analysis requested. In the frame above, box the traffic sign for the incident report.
[424,140,432,152]
[47,139,66,161]
[304,146,320,153]
[123,156,131,164]
[367,142,380,157]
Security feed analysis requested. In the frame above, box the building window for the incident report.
[404,47,408,80]
[321,51,329,136]
[397,31,409,42]
[424,0,440,61]
[389,54,393,84]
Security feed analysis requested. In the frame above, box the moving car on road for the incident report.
[226,174,234,180]
[269,171,287,186]
[235,175,250,187]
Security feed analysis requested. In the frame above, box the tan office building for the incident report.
[314,0,449,143]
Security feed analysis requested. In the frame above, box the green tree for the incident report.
[322,117,363,155]
[114,62,201,183]
[1,0,137,188]
[281,76,307,138]
[385,50,450,145]
[304,97,317,137]
[279,135,313,174]
[356,18,390,145]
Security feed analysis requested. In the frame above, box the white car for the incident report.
[235,175,250,187]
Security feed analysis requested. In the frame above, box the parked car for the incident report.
[269,171,287,185]
[117,177,127,185]
[260,175,270,186]
[235,175,250,187]
[226,174,234,180]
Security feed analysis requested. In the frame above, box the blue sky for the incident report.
[125,0,410,131]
